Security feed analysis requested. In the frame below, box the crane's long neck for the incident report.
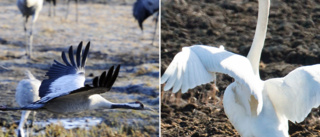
[247,0,270,77]
[110,103,142,109]
[88,95,143,110]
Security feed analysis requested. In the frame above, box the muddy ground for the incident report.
[161,0,320,136]
[0,0,159,136]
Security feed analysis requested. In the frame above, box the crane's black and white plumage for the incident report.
[15,70,40,137]
[17,0,43,58]
[133,0,159,30]
[1,41,151,114]
[161,0,320,136]
[133,0,159,44]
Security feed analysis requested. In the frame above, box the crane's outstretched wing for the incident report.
[6,65,121,111]
[133,0,159,30]
[39,41,90,98]
[59,65,121,98]
[161,45,263,115]
[266,64,320,123]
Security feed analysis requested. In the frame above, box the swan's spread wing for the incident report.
[161,45,215,93]
[39,42,90,98]
[162,45,263,114]
[266,64,320,123]
[162,45,261,93]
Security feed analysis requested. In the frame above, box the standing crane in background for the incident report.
[0,41,153,115]
[46,0,78,22]
[15,70,40,137]
[66,0,79,22]
[46,0,56,17]
[133,0,159,45]
[16,0,44,59]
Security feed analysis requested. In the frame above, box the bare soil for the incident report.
[161,0,320,136]
[0,0,159,136]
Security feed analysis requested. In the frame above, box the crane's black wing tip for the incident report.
[91,65,120,88]
[81,41,90,68]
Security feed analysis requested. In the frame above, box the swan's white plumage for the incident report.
[225,81,292,137]
[161,0,320,136]
[266,64,320,123]
[161,46,214,93]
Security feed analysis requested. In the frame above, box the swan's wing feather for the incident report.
[161,45,263,115]
[266,64,320,123]
[162,45,260,93]
[161,46,214,93]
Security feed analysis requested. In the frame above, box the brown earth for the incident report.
[161,0,320,136]
[0,0,159,136]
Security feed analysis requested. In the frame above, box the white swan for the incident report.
[161,0,320,136]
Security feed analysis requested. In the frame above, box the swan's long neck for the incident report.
[247,0,270,77]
